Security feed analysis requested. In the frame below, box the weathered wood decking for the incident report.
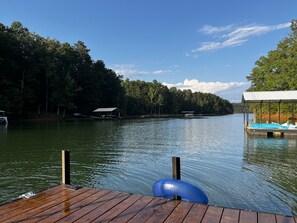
[0,185,296,223]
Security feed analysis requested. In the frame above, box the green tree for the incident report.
[247,20,297,91]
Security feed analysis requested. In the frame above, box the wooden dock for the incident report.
[247,127,297,137]
[0,184,296,223]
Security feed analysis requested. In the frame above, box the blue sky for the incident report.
[1,0,296,102]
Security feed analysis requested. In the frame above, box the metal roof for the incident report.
[242,91,297,103]
[93,107,118,112]
[181,111,194,114]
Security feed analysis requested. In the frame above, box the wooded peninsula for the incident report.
[0,21,234,118]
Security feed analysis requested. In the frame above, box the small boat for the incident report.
[0,110,8,125]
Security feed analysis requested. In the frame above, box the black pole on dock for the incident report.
[62,150,70,185]
[172,157,181,200]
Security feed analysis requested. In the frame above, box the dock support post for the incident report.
[246,103,250,126]
[62,150,70,185]
[243,101,247,128]
[268,101,271,123]
[278,101,281,124]
[260,101,262,123]
[172,157,181,200]
[292,104,295,124]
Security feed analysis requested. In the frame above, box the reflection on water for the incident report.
[243,135,297,215]
[0,115,297,216]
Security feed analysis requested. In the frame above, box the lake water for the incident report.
[0,114,296,216]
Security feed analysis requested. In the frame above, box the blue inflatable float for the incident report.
[152,178,208,204]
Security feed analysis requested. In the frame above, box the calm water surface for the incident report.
[0,114,296,215]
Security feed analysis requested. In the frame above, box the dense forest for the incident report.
[0,21,233,117]
[123,79,233,115]
[232,103,244,113]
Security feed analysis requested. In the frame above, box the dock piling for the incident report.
[62,150,70,185]
[172,157,181,200]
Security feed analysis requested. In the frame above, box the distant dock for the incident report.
[247,126,297,137]
[1,185,296,223]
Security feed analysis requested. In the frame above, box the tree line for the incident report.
[246,20,297,118]
[0,21,233,117]
[123,79,233,115]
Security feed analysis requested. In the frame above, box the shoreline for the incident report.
[7,113,235,123]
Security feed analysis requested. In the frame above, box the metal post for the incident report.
[260,101,262,123]
[292,104,295,124]
[243,102,246,128]
[62,150,70,185]
[278,101,281,124]
[268,101,271,123]
[246,103,250,126]
[172,157,181,200]
[243,109,246,127]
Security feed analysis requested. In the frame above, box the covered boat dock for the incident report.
[92,107,121,119]
[242,91,297,137]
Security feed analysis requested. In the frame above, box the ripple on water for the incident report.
[1,115,297,215]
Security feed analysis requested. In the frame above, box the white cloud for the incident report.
[198,24,234,35]
[190,22,291,54]
[111,64,172,78]
[163,79,250,102]
[112,64,149,78]
[153,69,171,75]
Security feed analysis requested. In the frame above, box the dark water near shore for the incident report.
[0,114,296,215]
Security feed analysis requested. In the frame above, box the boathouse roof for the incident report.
[181,111,194,114]
[93,107,119,112]
[242,91,297,103]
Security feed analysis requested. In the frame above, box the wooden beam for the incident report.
[172,157,181,200]
[62,150,70,185]
[172,157,181,180]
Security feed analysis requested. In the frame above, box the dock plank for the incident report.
[30,188,99,223]
[0,186,296,223]
[164,201,193,223]
[74,192,131,222]
[220,208,240,223]
[258,212,276,223]
[0,185,83,222]
[276,214,296,223]
[55,190,120,223]
[145,199,180,223]
[183,203,208,223]
[201,206,223,223]
[0,185,62,216]
[111,195,154,223]
[92,194,141,222]
[239,210,257,223]
[128,197,167,223]
[2,187,90,223]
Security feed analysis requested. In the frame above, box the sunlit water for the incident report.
[0,114,296,216]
